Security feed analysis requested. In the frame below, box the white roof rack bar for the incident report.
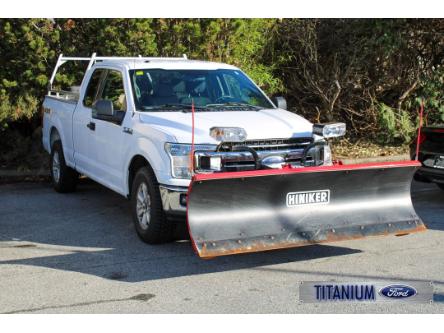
[49,53,189,90]
[86,52,97,71]
[94,56,185,61]
[48,53,64,88]
[49,53,95,88]
[57,56,92,61]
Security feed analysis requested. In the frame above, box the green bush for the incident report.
[377,103,415,144]
[0,18,443,169]
[0,93,38,127]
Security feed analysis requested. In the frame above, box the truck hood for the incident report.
[138,108,313,144]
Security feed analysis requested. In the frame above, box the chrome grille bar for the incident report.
[219,138,313,152]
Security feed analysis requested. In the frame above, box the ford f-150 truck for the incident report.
[43,54,424,258]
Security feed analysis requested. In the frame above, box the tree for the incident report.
[0,19,58,127]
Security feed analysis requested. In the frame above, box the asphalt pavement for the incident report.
[0,179,443,313]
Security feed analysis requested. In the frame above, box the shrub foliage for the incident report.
[0,18,443,155]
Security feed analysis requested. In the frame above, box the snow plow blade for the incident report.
[187,161,425,258]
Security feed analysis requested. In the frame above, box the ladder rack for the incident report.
[48,53,188,89]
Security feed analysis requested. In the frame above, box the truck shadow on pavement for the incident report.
[0,180,442,283]
[0,181,363,282]
[0,242,361,283]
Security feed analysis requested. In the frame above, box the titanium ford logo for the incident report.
[299,281,432,303]
[379,285,417,299]
[286,190,330,207]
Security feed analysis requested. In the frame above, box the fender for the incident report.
[123,136,172,196]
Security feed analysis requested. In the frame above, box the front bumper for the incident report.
[159,184,188,218]
[194,140,328,173]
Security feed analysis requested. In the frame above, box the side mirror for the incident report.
[93,99,114,117]
[272,96,287,110]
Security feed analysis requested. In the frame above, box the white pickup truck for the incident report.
[42,54,344,246]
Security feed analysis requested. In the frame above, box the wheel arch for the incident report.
[127,154,157,198]
[49,126,61,151]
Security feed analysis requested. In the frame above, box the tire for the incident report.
[130,166,174,244]
[437,183,444,191]
[50,141,78,193]
[413,172,430,183]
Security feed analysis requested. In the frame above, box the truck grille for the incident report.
[218,137,313,152]
[194,137,323,173]
[218,138,314,171]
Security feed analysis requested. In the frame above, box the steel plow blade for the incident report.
[187,161,426,258]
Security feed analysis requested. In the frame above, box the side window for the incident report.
[83,69,104,107]
[100,70,127,112]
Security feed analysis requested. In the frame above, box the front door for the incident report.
[89,69,129,193]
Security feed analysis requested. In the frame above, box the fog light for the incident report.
[323,145,333,166]
[199,155,222,171]
[210,156,221,171]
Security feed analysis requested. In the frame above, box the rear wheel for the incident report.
[50,141,78,193]
[130,166,174,244]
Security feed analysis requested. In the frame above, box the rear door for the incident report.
[73,68,106,176]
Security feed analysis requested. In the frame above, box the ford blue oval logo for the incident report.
[261,155,285,169]
[379,284,417,298]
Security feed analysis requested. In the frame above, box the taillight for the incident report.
[418,132,427,145]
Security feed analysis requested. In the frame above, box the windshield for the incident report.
[129,68,274,111]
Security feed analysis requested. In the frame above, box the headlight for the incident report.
[165,143,217,179]
[313,123,346,138]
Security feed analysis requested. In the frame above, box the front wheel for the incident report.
[50,141,78,193]
[130,166,174,244]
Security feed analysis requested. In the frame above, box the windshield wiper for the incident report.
[140,102,263,112]
[140,104,207,112]
[205,102,263,110]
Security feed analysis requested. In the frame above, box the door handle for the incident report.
[87,122,95,131]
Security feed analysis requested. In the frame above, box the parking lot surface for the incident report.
[0,180,443,313]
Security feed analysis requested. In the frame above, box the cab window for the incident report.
[100,70,127,112]
[83,69,104,107]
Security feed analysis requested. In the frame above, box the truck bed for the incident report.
[47,89,79,103]
[42,91,78,162]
